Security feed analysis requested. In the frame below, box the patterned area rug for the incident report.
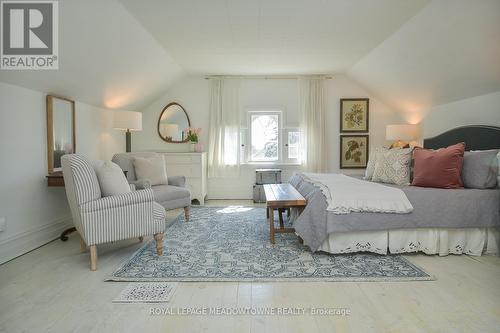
[113,282,178,303]
[108,206,432,282]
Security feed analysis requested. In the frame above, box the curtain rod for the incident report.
[204,74,333,80]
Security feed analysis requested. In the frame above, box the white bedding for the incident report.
[318,227,500,256]
[302,173,414,214]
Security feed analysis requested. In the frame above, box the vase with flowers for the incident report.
[184,127,203,152]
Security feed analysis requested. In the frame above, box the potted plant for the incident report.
[184,127,202,152]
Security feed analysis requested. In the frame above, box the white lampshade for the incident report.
[113,111,142,131]
[386,124,419,141]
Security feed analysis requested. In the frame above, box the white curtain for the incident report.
[207,78,241,178]
[299,78,327,172]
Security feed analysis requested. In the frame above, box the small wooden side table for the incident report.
[46,171,75,240]
[46,171,65,187]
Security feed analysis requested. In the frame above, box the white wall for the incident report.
[0,82,124,264]
[415,91,500,138]
[134,75,402,199]
[134,77,210,153]
[324,76,402,172]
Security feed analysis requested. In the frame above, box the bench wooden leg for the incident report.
[268,207,275,244]
[278,208,285,229]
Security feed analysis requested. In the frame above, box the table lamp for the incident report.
[386,124,419,149]
[113,111,142,152]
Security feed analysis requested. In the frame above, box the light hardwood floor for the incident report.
[1,200,499,333]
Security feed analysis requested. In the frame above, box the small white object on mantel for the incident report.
[157,152,207,205]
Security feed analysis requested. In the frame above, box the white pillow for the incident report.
[364,147,388,180]
[93,161,131,197]
[133,156,168,186]
[372,148,413,185]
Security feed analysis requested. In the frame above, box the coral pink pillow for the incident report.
[412,143,465,189]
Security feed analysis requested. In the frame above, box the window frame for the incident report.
[283,128,301,164]
[247,110,282,163]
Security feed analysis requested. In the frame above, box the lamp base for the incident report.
[126,130,131,152]
[390,140,410,149]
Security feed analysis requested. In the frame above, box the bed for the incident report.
[291,125,500,256]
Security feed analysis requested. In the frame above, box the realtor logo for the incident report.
[1,0,58,69]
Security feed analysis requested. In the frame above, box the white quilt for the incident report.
[302,173,414,215]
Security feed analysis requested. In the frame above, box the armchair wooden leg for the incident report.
[184,206,190,222]
[154,233,164,255]
[80,237,87,253]
[89,245,97,271]
[138,236,144,243]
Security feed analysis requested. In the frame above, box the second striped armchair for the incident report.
[61,154,166,271]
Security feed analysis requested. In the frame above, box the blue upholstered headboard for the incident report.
[423,125,500,151]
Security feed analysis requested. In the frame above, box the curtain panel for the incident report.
[207,79,241,178]
[299,78,327,172]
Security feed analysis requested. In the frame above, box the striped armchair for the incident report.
[61,154,166,271]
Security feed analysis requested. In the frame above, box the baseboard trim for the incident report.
[0,216,72,265]
[207,195,253,200]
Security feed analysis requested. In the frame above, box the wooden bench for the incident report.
[263,183,306,244]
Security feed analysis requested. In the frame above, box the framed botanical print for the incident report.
[340,135,369,169]
[340,98,369,132]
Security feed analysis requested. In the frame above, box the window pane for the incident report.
[288,131,300,159]
[251,114,279,161]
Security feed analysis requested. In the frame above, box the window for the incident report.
[287,131,300,159]
[243,110,301,164]
[249,112,280,162]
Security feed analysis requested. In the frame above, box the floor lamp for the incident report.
[113,111,142,152]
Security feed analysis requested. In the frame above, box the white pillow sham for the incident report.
[133,156,168,186]
[93,160,131,197]
[372,148,413,186]
[364,147,388,180]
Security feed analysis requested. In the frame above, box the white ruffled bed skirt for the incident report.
[318,227,500,256]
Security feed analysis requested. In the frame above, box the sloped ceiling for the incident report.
[119,0,429,75]
[1,0,499,113]
[348,0,500,116]
[0,0,183,110]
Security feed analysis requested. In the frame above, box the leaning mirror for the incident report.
[47,95,75,173]
[158,102,190,143]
